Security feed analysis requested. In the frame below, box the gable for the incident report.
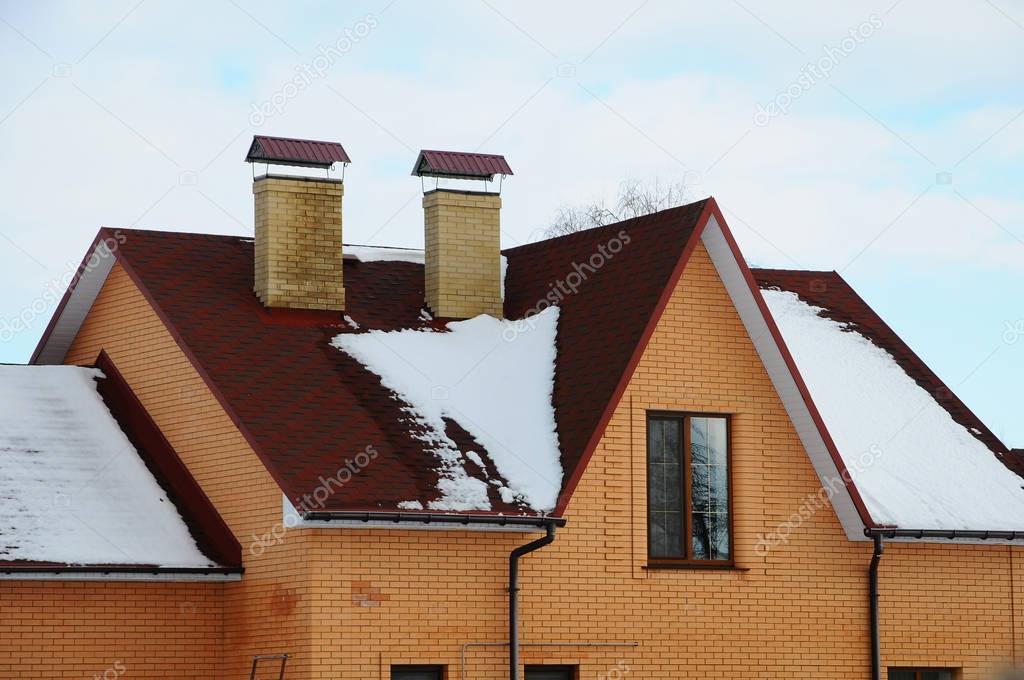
[560,238,856,572]
[0,357,239,575]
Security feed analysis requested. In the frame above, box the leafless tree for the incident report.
[545,178,692,237]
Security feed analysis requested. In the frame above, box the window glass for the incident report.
[648,418,683,558]
[690,416,729,560]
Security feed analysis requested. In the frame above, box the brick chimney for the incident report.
[245,135,351,311]
[412,150,513,319]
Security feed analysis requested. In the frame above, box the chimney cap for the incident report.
[411,150,513,181]
[246,135,351,169]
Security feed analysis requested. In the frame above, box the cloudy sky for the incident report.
[0,0,1021,444]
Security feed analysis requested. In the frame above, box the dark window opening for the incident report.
[525,665,576,680]
[647,413,732,564]
[888,669,956,680]
[391,666,443,680]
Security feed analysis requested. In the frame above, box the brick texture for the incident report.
[423,189,502,318]
[254,175,345,311]
[3,243,1020,679]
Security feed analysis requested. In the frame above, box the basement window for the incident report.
[391,666,443,680]
[647,413,732,565]
[525,666,576,680]
[889,670,956,680]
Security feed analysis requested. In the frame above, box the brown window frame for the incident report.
[646,411,734,568]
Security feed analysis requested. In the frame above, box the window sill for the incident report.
[644,561,749,572]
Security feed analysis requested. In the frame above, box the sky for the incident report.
[0,0,1020,445]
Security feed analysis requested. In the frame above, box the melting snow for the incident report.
[762,289,1024,531]
[0,365,214,566]
[331,307,562,513]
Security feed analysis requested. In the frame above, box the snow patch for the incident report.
[0,365,214,566]
[762,289,1024,531]
[344,315,360,330]
[500,254,508,301]
[345,245,424,264]
[331,307,563,512]
[397,500,424,510]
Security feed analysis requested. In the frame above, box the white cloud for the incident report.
[0,0,1020,439]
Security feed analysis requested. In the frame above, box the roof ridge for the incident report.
[502,198,710,256]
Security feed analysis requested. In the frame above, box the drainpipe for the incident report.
[869,534,884,680]
[509,522,558,680]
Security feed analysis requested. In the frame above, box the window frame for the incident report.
[646,411,734,568]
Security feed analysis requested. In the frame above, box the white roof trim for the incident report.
[33,239,116,365]
[700,215,868,542]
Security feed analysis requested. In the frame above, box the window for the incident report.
[525,666,575,680]
[647,413,731,563]
[391,666,443,680]
[888,670,955,680]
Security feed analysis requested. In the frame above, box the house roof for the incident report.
[30,197,1019,535]
[411,150,513,180]
[756,273,1024,531]
[245,135,351,168]
[0,355,240,575]
[34,201,707,519]
[753,270,1012,461]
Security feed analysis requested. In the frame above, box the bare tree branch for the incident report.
[545,178,691,237]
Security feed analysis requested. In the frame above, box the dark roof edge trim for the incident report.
[703,206,876,531]
[552,200,712,516]
[866,528,1024,541]
[301,511,566,528]
[0,565,243,575]
[93,350,243,568]
[109,246,301,504]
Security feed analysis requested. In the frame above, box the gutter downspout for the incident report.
[509,522,558,680]
[869,534,884,680]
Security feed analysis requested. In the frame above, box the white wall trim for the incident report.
[701,215,868,542]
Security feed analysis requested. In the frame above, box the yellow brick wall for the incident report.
[5,241,1019,679]
[0,582,223,679]
[57,262,316,679]
[296,242,1022,679]
[254,175,345,310]
[423,189,503,318]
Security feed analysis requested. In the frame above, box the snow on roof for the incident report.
[331,307,563,512]
[344,244,424,264]
[762,290,1024,531]
[0,365,214,566]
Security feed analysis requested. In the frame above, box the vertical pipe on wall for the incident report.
[869,534,885,680]
[509,523,557,680]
